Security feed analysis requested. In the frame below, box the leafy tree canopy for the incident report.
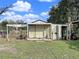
[47,0,79,24]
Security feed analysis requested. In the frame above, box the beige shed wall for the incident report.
[28,25,51,39]
[29,25,36,38]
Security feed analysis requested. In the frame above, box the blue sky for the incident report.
[0,0,61,23]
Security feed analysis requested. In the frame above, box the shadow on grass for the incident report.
[64,40,79,51]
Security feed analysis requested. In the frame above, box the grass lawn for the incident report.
[0,39,79,59]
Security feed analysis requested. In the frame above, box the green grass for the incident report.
[0,40,79,59]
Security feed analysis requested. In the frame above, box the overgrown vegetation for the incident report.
[0,40,79,59]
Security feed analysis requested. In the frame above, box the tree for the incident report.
[48,0,79,24]
[1,19,16,28]
[7,20,16,24]
[0,20,8,31]
[1,20,8,27]
[48,6,61,24]
[47,0,69,24]
[16,20,25,24]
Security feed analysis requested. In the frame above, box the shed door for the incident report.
[44,25,50,39]
[29,26,35,38]
[36,26,43,38]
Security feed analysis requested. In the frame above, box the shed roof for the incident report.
[32,20,47,23]
[6,24,27,27]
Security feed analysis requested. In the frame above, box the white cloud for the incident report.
[40,11,49,20]
[2,11,16,16]
[24,14,40,19]
[2,11,23,22]
[3,14,22,21]
[24,13,41,23]
[40,11,48,17]
[39,0,60,3]
[10,0,31,12]
[39,0,52,2]
[1,12,41,23]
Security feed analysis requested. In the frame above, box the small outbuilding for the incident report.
[27,20,67,40]
[6,20,67,40]
[27,20,51,40]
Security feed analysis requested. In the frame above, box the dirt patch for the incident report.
[0,45,17,54]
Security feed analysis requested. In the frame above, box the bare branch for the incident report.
[0,4,13,15]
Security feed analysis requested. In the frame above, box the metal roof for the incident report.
[6,24,27,27]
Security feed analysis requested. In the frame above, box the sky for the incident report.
[0,0,61,23]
